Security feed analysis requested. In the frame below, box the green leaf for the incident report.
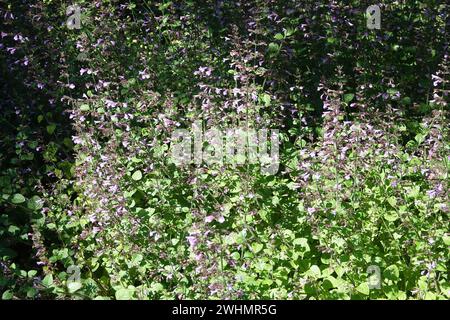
[80,104,90,111]
[131,170,142,181]
[258,209,269,223]
[27,196,43,210]
[407,186,420,199]
[414,133,426,145]
[131,253,143,265]
[327,37,337,44]
[11,193,26,204]
[42,274,53,287]
[261,93,271,106]
[387,88,398,95]
[235,154,246,163]
[272,195,280,206]
[274,33,284,40]
[384,265,400,281]
[324,276,340,289]
[150,283,164,292]
[26,287,38,298]
[2,290,13,300]
[309,265,321,278]
[293,238,310,252]
[424,292,436,300]
[387,197,397,208]
[67,282,82,293]
[28,270,37,278]
[400,97,411,105]
[443,235,450,246]
[343,93,355,103]
[356,283,370,295]
[284,28,295,37]
[267,43,280,54]
[46,124,56,135]
[251,243,264,254]
[8,225,20,234]
[384,212,399,222]
[115,287,134,300]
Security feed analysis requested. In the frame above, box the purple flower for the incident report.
[72,136,83,144]
[105,99,117,108]
[13,34,23,42]
[139,70,150,80]
[186,235,198,248]
[80,68,89,75]
[194,66,212,77]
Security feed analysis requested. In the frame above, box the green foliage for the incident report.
[0,0,448,301]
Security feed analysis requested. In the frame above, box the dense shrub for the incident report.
[0,0,448,299]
